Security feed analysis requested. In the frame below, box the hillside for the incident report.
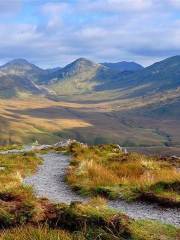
[101,61,143,72]
[0,56,179,146]
[47,58,123,95]
[0,59,45,82]
[0,73,42,98]
[97,56,180,95]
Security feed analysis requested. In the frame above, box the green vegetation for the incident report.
[0,144,22,151]
[0,197,179,240]
[0,226,75,240]
[0,149,179,239]
[129,220,179,240]
[0,152,42,227]
[66,143,180,205]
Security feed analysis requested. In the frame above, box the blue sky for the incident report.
[0,0,180,68]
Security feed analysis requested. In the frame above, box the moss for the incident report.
[130,220,179,240]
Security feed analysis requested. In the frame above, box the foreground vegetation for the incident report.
[0,144,22,151]
[0,145,179,239]
[66,143,180,206]
[0,196,179,240]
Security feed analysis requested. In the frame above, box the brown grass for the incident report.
[66,143,180,203]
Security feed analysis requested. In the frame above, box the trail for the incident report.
[24,153,180,226]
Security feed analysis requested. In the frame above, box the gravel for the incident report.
[24,153,180,226]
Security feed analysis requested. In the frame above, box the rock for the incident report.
[170,155,180,160]
[53,139,84,148]
[32,145,52,150]
[123,148,128,154]
[116,145,123,151]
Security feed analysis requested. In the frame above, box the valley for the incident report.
[0,56,180,148]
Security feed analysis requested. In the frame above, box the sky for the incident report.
[0,0,180,68]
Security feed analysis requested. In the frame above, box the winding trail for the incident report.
[24,153,180,226]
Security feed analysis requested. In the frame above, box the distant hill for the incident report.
[48,58,131,94]
[0,59,45,82]
[0,59,52,97]
[46,67,61,74]
[47,58,125,95]
[96,56,180,96]
[1,56,180,99]
[0,73,41,98]
[101,61,143,72]
[0,56,180,98]
[0,56,180,146]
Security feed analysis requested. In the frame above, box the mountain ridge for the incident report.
[0,55,180,146]
[0,55,180,99]
[101,61,144,72]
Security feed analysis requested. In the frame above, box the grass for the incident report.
[0,152,42,190]
[0,198,179,240]
[0,144,22,151]
[0,152,42,227]
[0,226,80,240]
[66,143,180,205]
[129,220,179,240]
[0,149,179,239]
[0,96,180,147]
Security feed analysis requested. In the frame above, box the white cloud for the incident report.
[42,2,70,28]
[0,0,179,67]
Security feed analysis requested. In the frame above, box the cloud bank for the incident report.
[0,0,179,67]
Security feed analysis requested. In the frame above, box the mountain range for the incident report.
[0,55,180,146]
[0,56,180,99]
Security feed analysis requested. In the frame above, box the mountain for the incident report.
[47,58,124,95]
[101,61,143,72]
[96,56,180,96]
[0,59,46,82]
[46,67,62,74]
[0,73,41,98]
[0,56,180,146]
[0,59,49,97]
[57,58,98,77]
[0,56,180,98]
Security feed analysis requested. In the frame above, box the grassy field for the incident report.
[66,143,180,205]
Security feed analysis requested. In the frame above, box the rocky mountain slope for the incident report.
[0,56,180,146]
[1,56,180,99]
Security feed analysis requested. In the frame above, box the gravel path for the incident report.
[24,153,180,226]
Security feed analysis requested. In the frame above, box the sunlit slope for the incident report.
[0,96,179,146]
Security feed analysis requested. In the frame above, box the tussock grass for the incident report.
[0,148,179,239]
[0,144,22,151]
[66,143,180,204]
[0,152,42,184]
[0,226,77,240]
[0,152,42,227]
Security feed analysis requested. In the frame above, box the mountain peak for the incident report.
[71,58,97,67]
[0,59,43,73]
[59,58,99,78]
[4,58,32,66]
